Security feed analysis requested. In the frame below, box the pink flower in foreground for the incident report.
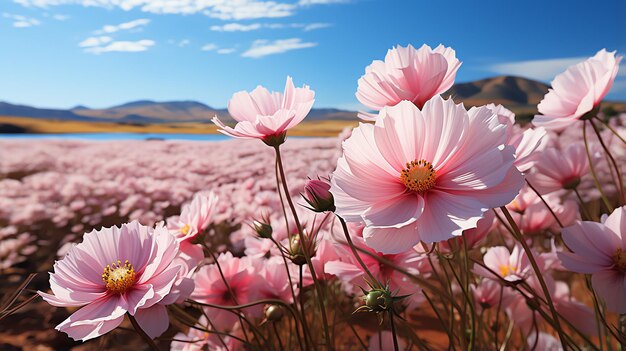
[331,96,523,253]
[356,44,461,119]
[533,49,622,130]
[528,143,589,193]
[38,221,181,341]
[212,76,315,145]
[558,206,626,313]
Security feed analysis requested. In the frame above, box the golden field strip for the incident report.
[0,116,360,137]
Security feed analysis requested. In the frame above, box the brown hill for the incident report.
[444,76,550,114]
[1,76,624,125]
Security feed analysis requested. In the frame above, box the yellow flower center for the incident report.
[180,224,191,236]
[499,264,513,277]
[613,249,626,272]
[102,260,136,294]
[400,159,436,194]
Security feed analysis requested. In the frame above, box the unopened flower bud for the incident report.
[287,234,316,266]
[265,304,285,322]
[252,219,273,239]
[302,178,335,213]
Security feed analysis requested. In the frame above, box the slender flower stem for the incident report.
[298,264,312,350]
[573,188,594,220]
[594,116,626,145]
[273,322,285,351]
[274,145,332,350]
[583,121,614,212]
[525,179,564,228]
[589,119,625,204]
[389,310,400,351]
[337,215,380,288]
[499,206,568,349]
[127,313,161,351]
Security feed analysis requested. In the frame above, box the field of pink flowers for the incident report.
[1,44,626,351]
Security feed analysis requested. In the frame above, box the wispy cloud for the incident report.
[299,0,349,5]
[210,23,263,32]
[486,57,588,81]
[242,38,316,58]
[201,43,219,51]
[177,39,190,47]
[15,0,298,20]
[3,12,40,27]
[94,18,150,34]
[79,36,113,47]
[303,22,331,31]
[52,14,70,20]
[84,40,155,54]
[487,56,626,82]
[210,22,332,32]
[217,48,236,55]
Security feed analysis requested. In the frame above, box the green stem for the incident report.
[499,206,568,350]
[525,179,564,228]
[594,116,626,145]
[583,120,614,211]
[127,313,161,351]
[389,310,400,351]
[274,145,332,350]
[589,119,625,204]
[337,216,381,288]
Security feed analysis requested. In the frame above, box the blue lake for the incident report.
[0,133,232,141]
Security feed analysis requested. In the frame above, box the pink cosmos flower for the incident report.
[168,192,218,241]
[331,97,523,253]
[477,245,534,282]
[505,186,579,234]
[484,104,548,173]
[533,49,622,130]
[212,76,315,145]
[325,233,430,306]
[170,315,242,351]
[38,221,181,341]
[528,143,589,193]
[191,252,264,328]
[558,206,626,313]
[356,44,461,119]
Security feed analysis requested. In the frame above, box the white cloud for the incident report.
[84,39,155,54]
[487,56,626,82]
[210,23,263,32]
[303,22,331,31]
[210,22,331,32]
[299,0,349,5]
[79,35,112,47]
[94,18,150,34]
[217,48,236,54]
[53,14,69,20]
[242,38,316,58]
[178,39,190,47]
[14,0,298,20]
[3,12,40,27]
[201,43,218,51]
[487,57,589,82]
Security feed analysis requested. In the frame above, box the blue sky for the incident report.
[0,0,624,110]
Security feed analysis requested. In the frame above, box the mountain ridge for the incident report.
[1,76,624,124]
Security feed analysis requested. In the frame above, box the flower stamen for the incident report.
[400,159,436,194]
[102,260,136,294]
[613,248,626,272]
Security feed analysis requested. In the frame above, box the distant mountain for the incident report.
[444,76,550,112]
[1,76,623,124]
